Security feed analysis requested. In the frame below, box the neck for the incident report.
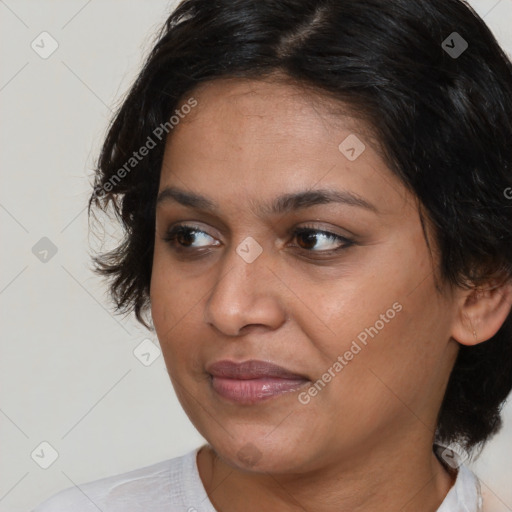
[197,440,456,512]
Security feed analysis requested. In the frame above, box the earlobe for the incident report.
[451,278,512,347]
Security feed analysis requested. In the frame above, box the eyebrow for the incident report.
[156,185,378,215]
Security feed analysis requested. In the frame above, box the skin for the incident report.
[149,76,512,512]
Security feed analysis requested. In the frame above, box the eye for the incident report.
[163,224,219,251]
[292,226,354,253]
[163,223,353,254]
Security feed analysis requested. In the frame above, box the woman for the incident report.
[34,0,512,510]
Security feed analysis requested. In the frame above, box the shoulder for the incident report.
[436,463,483,512]
[31,450,197,512]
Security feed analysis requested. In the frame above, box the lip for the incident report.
[206,359,308,380]
[206,359,310,404]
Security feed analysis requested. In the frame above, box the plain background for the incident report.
[1,1,511,511]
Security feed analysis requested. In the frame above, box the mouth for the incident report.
[206,359,310,405]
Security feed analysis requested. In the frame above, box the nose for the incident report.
[203,241,286,337]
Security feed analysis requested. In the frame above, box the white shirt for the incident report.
[32,444,483,512]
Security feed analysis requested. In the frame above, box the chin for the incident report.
[205,433,314,474]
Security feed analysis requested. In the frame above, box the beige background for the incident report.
[0,1,511,511]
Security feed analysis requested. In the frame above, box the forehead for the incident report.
[176,76,367,143]
[160,77,411,218]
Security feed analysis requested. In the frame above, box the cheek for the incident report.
[301,256,447,407]
[150,254,188,357]
[150,256,213,382]
[298,270,403,360]
[315,283,450,427]
[294,233,428,351]
[150,244,197,330]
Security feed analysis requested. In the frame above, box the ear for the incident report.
[451,277,512,346]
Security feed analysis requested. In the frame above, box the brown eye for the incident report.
[293,227,353,253]
[162,224,354,255]
[163,225,219,249]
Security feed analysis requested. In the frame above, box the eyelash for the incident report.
[162,223,354,256]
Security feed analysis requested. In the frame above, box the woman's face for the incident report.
[150,77,461,473]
